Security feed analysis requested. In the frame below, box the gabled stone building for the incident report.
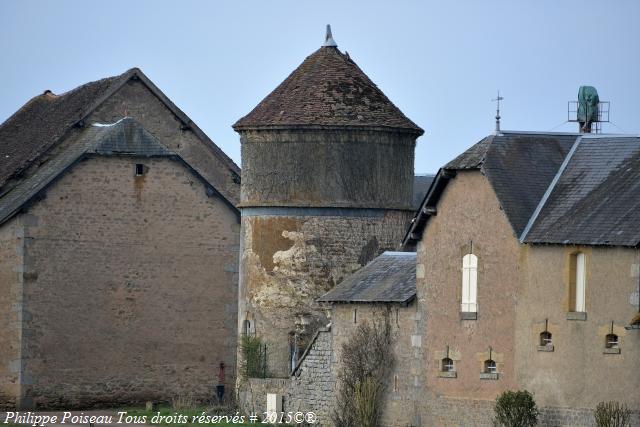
[404,131,640,426]
[0,69,241,409]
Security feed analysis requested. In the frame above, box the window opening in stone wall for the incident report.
[569,252,586,312]
[539,331,552,347]
[393,374,398,393]
[484,359,497,374]
[353,308,357,324]
[242,319,251,336]
[135,163,145,176]
[461,252,478,313]
[442,357,455,372]
[605,333,619,349]
[395,307,399,326]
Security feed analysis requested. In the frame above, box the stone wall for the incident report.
[417,170,520,408]
[16,156,239,408]
[0,217,22,408]
[286,329,334,425]
[421,397,640,427]
[238,128,416,210]
[237,378,290,416]
[331,303,422,427]
[239,209,412,376]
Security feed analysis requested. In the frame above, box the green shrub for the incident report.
[240,334,268,379]
[493,390,538,427]
[594,401,631,427]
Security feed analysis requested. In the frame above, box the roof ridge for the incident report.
[519,135,583,242]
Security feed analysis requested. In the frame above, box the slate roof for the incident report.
[523,136,640,246]
[0,68,240,198]
[413,174,435,210]
[0,118,239,226]
[233,46,423,134]
[447,132,578,236]
[404,131,640,248]
[0,73,127,190]
[318,252,416,303]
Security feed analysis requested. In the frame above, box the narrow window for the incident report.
[461,254,478,313]
[242,319,251,336]
[569,252,586,312]
[135,163,145,176]
[393,374,398,393]
[353,308,357,324]
[540,331,552,347]
[484,359,497,374]
[441,357,455,372]
[605,334,619,349]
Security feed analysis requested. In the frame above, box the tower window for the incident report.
[605,333,618,349]
[135,163,145,176]
[441,357,455,372]
[461,253,478,313]
[484,359,497,374]
[569,252,586,312]
[353,308,357,324]
[539,331,552,347]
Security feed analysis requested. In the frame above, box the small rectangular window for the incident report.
[353,308,357,324]
[135,163,145,176]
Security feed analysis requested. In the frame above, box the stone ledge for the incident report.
[537,344,554,352]
[479,372,499,380]
[603,347,621,354]
[437,371,457,379]
[566,311,587,321]
[460,311,477,320]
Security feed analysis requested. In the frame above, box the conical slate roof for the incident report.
[233,45,423,133]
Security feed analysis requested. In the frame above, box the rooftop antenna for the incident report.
[492,91,503,133]
[323,24,337,48]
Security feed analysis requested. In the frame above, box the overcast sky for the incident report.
[1,1,639,173]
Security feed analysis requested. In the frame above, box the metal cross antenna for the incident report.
[492,90,504,133]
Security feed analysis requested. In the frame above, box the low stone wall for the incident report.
[237,378,290,416]
[286,329,334,426]
[422,396,640,427]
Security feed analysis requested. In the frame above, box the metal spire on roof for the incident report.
[492,90,503,133]
[323,24,337,47]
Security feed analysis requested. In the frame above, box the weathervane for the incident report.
[492,90,503,133]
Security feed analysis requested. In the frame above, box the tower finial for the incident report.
[323,24,337,47]
[492,90,504,133]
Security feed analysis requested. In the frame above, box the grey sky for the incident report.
[1,0,639,174]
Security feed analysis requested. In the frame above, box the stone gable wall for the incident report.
[16,156,239,408]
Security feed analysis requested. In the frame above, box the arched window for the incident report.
[441,357,455,372]
[484,359,497,374]
[539,331,552,347]
[461,254,478,313]
[242,319,251,336]
[605,333,619,349]
[569,252,586,312]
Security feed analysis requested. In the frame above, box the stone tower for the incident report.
[233,26,423,376]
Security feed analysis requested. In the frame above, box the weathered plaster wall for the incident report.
[239,210,411,376]
[331,303,421,427]
[0,217,23,408]
[517,245,640,409]
[239,129,415,210]
[18,156,239,408]
[417,170,520,409]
